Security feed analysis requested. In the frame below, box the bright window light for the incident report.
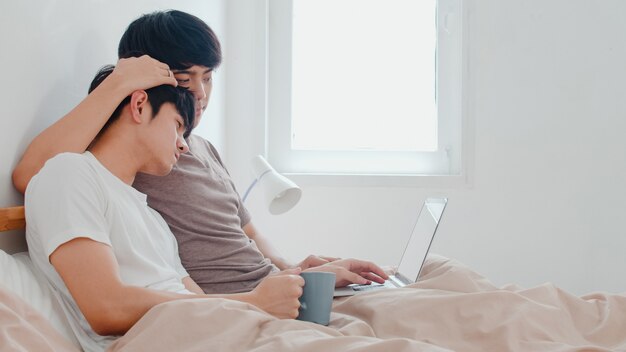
[291,0,437,152]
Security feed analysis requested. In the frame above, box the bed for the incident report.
[1,205,625,352]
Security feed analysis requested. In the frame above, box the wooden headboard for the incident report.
[0,206,26,232]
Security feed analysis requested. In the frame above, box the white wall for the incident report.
[225,0,626,295]
[0,0,226,252]
[2,0,624,295]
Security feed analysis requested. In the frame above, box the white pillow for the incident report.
[0,250,80,348]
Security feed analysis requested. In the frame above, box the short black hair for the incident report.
[118,10,222,71]
[88,65,195,138]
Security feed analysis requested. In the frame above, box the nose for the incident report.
[177,136,189,154]
[189,78,207,101]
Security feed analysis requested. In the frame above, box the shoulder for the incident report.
[188,134,217,153]
[32,153,94,183]
[188,134,225,165]
[43,152,90,169]
[27,152,101,196]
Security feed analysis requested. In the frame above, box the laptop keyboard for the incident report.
[351,283,386,291]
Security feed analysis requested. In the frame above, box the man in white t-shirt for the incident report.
[25,65,306,351]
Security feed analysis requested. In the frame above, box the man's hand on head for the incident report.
[304,259,390,288]
[112,55,178,94]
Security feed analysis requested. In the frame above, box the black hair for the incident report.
[118,10,222,70]
[88,65,195,138]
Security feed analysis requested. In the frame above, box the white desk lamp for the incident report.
[242,155,302,215]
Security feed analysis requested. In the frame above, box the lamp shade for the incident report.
[248,155,301,214]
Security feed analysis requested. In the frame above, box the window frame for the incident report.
[265,0,472,188]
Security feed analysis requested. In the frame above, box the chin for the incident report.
[143,164,174,177]
[193,113,204,127]
[159,165,175,176]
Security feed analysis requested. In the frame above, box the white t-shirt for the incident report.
[25,152,191,352]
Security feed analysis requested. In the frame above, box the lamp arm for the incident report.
[241,169,273,202]
[242,178,258,202]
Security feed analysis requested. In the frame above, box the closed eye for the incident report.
[176,119,184,130]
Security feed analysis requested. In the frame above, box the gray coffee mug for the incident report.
[297,272,336,325]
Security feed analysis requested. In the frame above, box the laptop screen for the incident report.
[396,198,447,282]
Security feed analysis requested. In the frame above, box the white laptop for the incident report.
[334,197,447,297]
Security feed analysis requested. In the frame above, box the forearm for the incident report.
[257,241,292,270]
[242,223,293,270]
[85,284,259,336]
[182,276,205,294]
[12,76,129,193]
[96,285,204,335]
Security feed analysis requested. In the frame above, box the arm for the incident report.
[243,222,341,270]
[12,56,177,193]
[50,238,202,336]
[304,258,390,287]
[51,238,305,336]
[182,276,205,295]
[243,222,292,270]
[243,222,385,286]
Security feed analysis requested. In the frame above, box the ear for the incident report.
[129,90,149,124]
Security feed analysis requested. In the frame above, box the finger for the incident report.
[381,265,397,276]
[294,284,303,298]
[360,271,386,284]
[351,260,390,280]
[277,267,302,276]
[371,263,390,280]
[139,54,161,66]
[310,258,330,266]
[287,282,304,298]
[293,274,305,287]
[319,256,341,262]
[290,303,301,319]
[160,68,178,87]
[158,61,170,71]
[340,270,369,286]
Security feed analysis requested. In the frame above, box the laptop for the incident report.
[334,197,447,297]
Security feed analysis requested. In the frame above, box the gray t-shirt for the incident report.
[133,134,277,294]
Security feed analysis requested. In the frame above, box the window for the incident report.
[268,0,467,183]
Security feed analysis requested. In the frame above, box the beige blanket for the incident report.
[2,255,625,351]
[108,255,626,352]
[0,286,79,352]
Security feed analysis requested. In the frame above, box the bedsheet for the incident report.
[108,255,626,352]
[2,254,625,351]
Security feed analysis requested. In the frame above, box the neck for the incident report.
[88,131,142,185]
